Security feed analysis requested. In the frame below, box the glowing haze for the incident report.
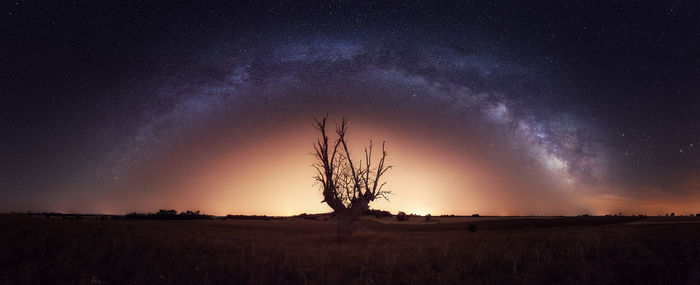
[2,2,699,216]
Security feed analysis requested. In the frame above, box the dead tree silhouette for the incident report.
[312,115,392,237]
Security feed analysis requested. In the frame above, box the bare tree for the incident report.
[312,114,392,237]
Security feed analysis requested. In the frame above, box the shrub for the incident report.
[223,215,271,221]
[157,209,177,217]
[472,214,480,217]
[363,208,393,218]
[396,211,409,221]
[126,210,212,220]
[424,214,432,222]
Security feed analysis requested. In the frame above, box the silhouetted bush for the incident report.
[670,212,675,216]
[424,214,432,222]
[396,211,409,221]
[157,209,177,217]
[126,212,147,220]
[177,210,212,219]
[468,224,477,232]
[126,210,212,220]
[223,215,274,220]
[363,208,393,218]
[472,214,480,217]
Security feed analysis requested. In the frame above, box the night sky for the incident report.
[2,1,699,215]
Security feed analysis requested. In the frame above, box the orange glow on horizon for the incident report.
[41,118,700,217]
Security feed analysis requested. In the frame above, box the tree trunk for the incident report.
[336,213,353,238]
[335,202,369,238]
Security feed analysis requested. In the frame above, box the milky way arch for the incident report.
[85,37,612,210]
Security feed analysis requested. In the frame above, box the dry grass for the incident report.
[1,214,700,284]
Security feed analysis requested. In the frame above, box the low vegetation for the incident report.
[396,211,409,221]
[125,209,212,220]
[2,214,700,284]
[222,215,279,221]
[363,208,393,218]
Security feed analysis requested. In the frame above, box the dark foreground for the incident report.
[2,215,700,284]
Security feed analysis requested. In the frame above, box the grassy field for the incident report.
[2,214,700,284]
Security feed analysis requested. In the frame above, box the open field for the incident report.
[2,214,700,284]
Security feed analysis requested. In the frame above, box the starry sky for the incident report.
[2,1,699,216]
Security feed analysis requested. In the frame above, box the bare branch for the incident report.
[311,115,392,236]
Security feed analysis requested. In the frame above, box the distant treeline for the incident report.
[15,211,120,220]
[126,209,212,220]
[223,215,283,221]
[294,209,394,220]
[10,210,700,219]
